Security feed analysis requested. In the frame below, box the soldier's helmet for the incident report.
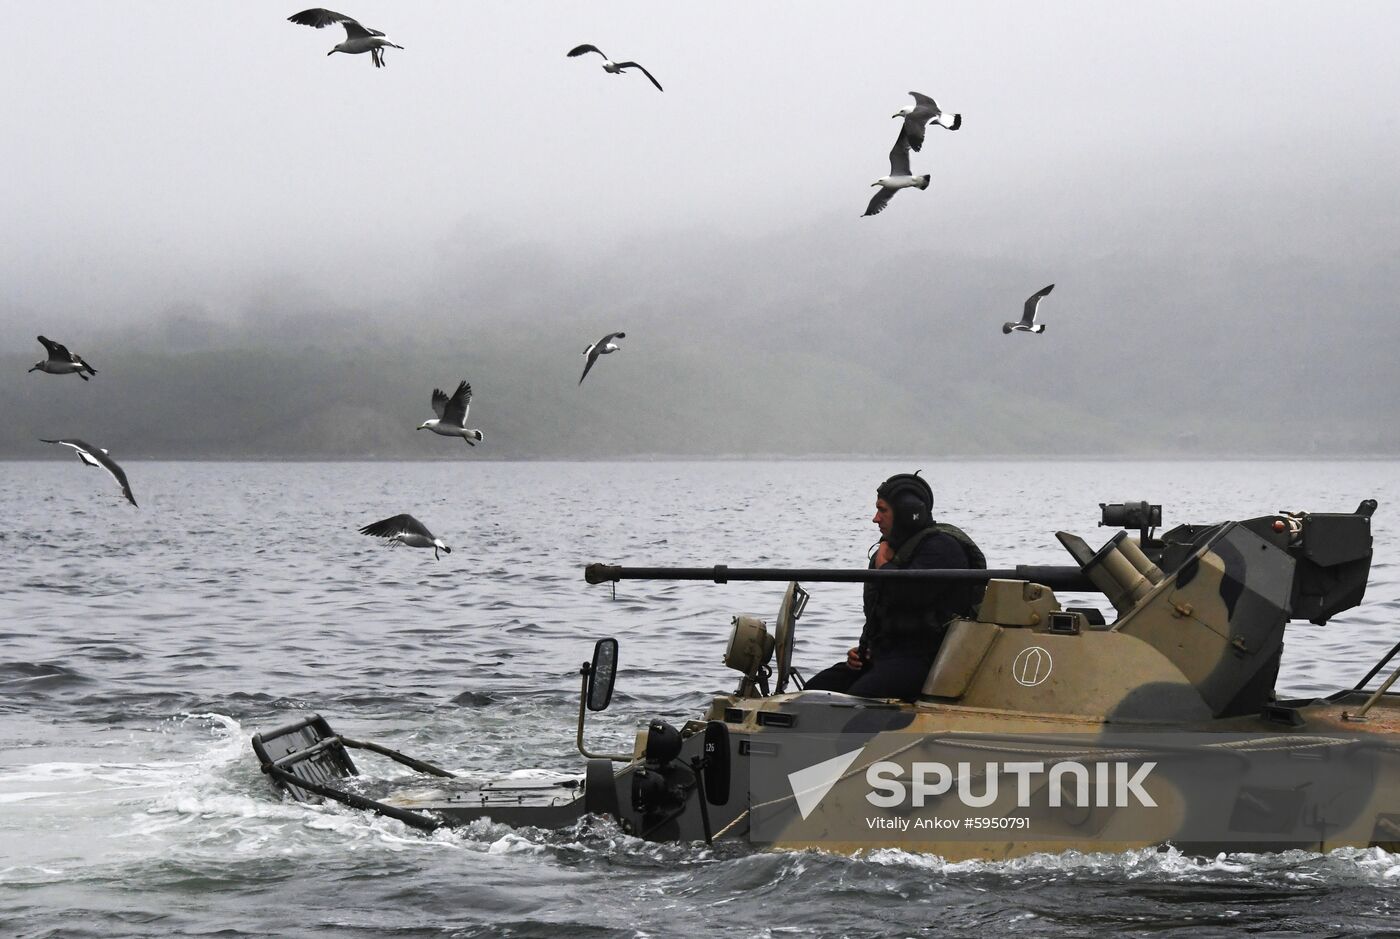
[877,471,934,547]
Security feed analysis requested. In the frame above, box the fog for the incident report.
[4,2,1399,458]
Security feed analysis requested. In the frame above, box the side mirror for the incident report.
[577,638,632,762]
[587,638,619,712]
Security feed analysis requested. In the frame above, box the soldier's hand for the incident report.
[874,541,894,567]
[846,646,864,669]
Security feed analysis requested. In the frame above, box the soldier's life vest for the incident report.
[895,521,988,619]
[862,522,988,658]
[893,522,986,569]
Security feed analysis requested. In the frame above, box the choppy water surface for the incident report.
[2,460,1399,938]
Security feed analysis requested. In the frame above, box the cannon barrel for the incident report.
[584,563,1095,591]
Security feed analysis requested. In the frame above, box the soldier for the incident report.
[805,472,986,700]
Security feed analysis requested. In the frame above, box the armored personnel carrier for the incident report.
[252,499,1400,860]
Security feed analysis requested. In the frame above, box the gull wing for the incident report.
[863,188,896,217]
[41,438,137,506]
[579,348,600,385]
[74,355,97,374]
[342,19,382,39]
[1022,283,1055,325]
[899,118,928,153]
[431,387,448,419]
[359,513,431,540]
[42,437,98,466]
[909,91,940,113]
[287,9,382,39]
[98,452,137,507]
[601,331,626,346]
[42,437,91,458]
[616,62,663,92]
[567,44,605,58]
[443,381,472,425]
[888,139,912,177]
[37,335,70,360]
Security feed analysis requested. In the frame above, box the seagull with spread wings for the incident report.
[358,514,451,560]
[566,45,663,92]
[40,439,137,507]
[29,336,97,380]
[579,332,626,385]
[287,8,403,68]
[893,92,962,152]
[417,381,484,446]
[863,140,931,217]
[1003,284,1055,334]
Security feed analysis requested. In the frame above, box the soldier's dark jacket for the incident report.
[860,524,986,661]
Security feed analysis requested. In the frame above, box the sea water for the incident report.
[2,460,1398,937]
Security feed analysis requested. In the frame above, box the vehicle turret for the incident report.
[923,500,1375,721]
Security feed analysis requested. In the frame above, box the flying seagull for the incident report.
[358,514,451,560]
[863,140,930,217]
[29,336,97,380]
[566,45,663,92]
[287,8,403,67]
[1004,284,1055,334]
[418,380,484,446]
[893,92,961,152]
[40,438,137,507]
[579,332,626,385]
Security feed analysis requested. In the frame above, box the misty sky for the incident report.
[5,2,1400,457]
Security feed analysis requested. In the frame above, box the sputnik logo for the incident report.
[787,746,867,820]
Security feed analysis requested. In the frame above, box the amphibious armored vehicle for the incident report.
[252,498,1400,859]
